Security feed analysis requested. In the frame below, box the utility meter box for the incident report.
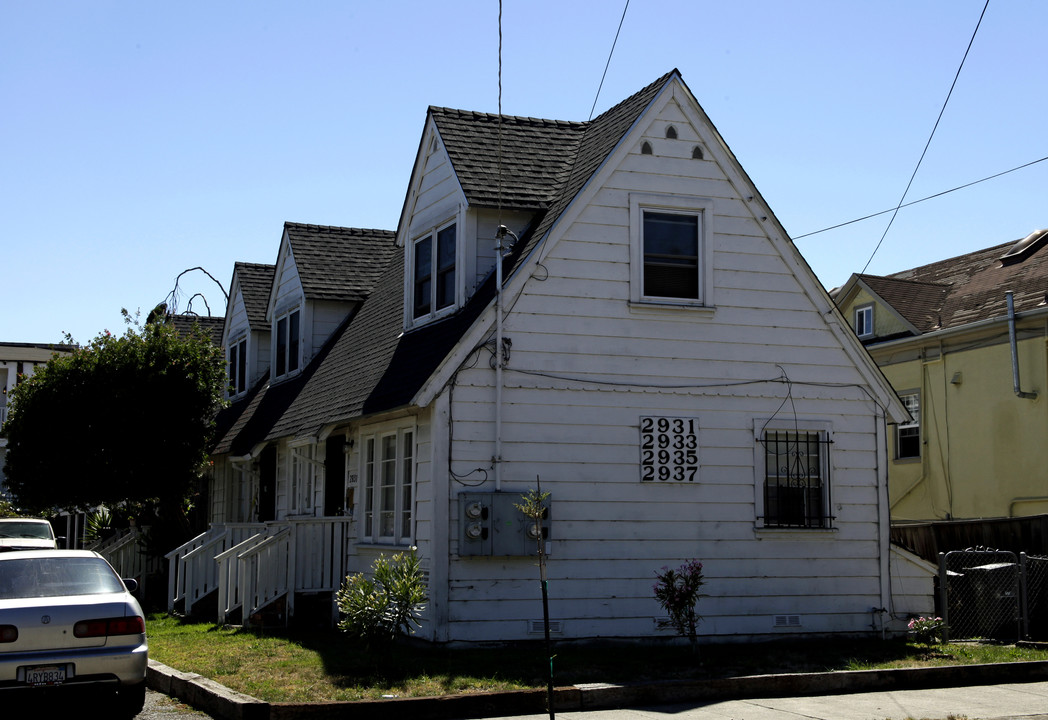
[458,491,551,557]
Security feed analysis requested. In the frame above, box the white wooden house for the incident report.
[168,70,912,642]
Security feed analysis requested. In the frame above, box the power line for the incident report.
[860,0,991,273]
[793,153,1048,240]
[589,0,630,121]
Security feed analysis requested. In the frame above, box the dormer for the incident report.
[398,110,564,329]
[266,223,396,383]
[223,262,275,399]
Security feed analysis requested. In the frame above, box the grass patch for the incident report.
[145,613,1048,703]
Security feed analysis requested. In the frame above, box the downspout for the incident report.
[494,226,518,491]
[1007,291,1038,399]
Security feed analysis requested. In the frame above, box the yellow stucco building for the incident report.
[835,229,1048,522]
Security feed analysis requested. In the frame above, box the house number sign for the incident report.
[640,416,699,482]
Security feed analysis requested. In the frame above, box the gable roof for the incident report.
[851,275,949,334]
[844,229,1048,336]
[283,223,397,303]
[232,262,276,330]
[212,69,908,451]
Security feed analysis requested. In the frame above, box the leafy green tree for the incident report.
[2,313,226,544]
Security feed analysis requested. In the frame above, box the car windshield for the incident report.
[0,521,53,540]
[0,557,125,599]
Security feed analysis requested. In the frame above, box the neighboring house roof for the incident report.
[284,223,397,303]
[168,314,224,346]
[233,262,276,330]
[853,275,950,333]
[844,229,1048,338]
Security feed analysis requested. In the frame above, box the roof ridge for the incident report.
[428,105,585,130]
[861,273,950,288]
[283,221,395,236]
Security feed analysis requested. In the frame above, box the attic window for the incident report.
[641,141,653,155]
[1000,229,1048,266]
[692,146,704,160]
[413,222,457,320]
[665,126,678,139]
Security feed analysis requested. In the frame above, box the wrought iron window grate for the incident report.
[760,430,833,528]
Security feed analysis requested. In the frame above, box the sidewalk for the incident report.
[146,659,1048,720]
[487,681,1048,720]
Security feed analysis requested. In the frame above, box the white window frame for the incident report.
[753,419,833,530]
[288,444,316,515]
[895,391,920,460]
[227,336,248,398]
[629,193,715,308]
[360,424,415,545]
[854,304,874,339]
[411,220,457,322]
[274,308,301,379]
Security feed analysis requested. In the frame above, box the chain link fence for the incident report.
[939,549,1048,641]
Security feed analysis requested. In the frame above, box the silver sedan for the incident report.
[0,549,148,717]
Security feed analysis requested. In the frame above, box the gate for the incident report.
[939,550,1024,641]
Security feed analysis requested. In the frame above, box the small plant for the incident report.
[908,615,945,644]
[337,546,427,647]
[654,559,705,651]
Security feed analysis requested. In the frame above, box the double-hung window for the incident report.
[896,392,920,459]
[854,305,874,339]
[275,309,300,378]
[755,422,833,529]
[630,194,714,307]
[227,337,247,397]
[413,223,456,320]
[361,426,414,544]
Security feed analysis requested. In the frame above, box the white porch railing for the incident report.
[166,517,353,626]
[165,523,265,615]
[215,528,272,624]
[92,527,158,598]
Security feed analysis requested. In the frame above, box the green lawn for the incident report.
[145,613,1048,703]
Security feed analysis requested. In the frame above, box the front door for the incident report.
[324,436,346,516]
[258,445,276,522]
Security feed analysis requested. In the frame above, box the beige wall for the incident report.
[873,325,1048,521]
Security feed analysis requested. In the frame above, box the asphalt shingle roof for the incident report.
[212,71,678,450]
[285,223,397,302]
[233,262,275,330]
[864,230,1048,334]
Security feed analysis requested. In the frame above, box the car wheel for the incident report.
[116,681,147,718]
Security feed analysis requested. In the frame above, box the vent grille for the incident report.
[528,619,563,635]
[774,615,802,628]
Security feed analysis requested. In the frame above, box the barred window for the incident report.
[759,429,832,529]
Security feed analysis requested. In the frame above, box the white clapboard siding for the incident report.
[428,86,891,644]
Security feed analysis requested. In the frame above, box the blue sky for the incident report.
[3,1,1046,344]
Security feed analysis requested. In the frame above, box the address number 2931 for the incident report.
[640,416,699,482]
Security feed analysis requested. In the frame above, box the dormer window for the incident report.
[228,337,247,397]
[413,222,456,319]
[275,308,300,378]
[854,305,874,339]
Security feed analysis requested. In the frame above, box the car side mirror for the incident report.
[123,578,139,593]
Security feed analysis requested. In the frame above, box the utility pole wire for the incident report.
[860,0,991,274]
[589,0,630,121]
[793,153,1048,240]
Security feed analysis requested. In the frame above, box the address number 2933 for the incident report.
[640,416,699,482]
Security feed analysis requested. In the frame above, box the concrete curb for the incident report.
[147,658,1048,720]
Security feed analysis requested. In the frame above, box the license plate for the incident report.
[25,665,66,686]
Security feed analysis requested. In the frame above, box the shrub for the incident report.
[654,559,705,650]
[337,547,427,647]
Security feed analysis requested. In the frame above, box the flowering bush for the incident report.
[653,559,705,649]
[908,615,945,644]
